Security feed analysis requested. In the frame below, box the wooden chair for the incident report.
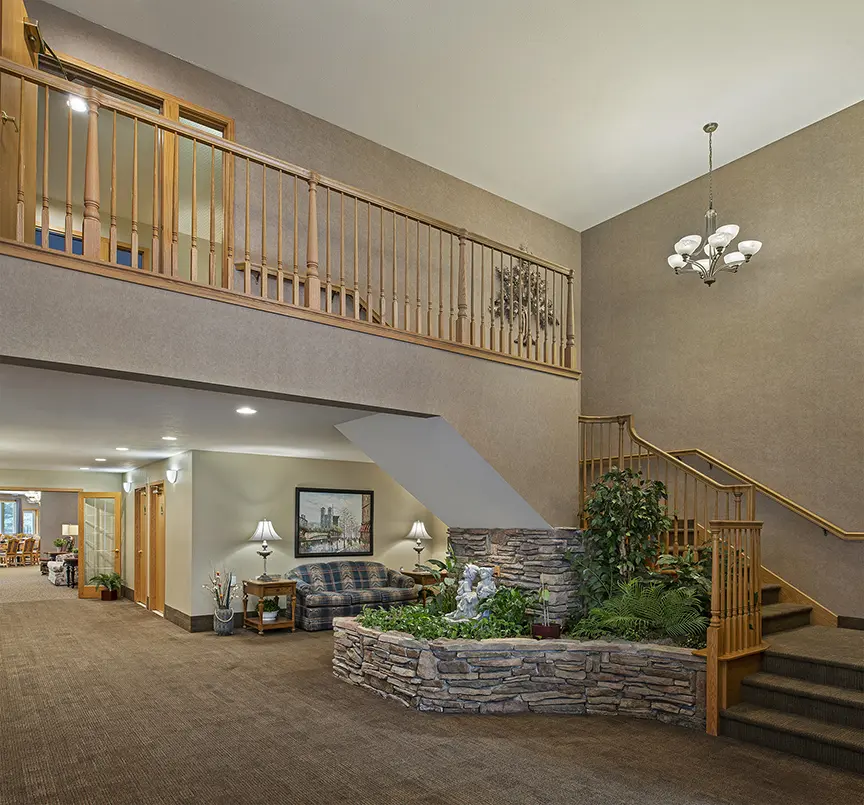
[0,538,19,568]
[16,537,34,566]
[30,537,41,565]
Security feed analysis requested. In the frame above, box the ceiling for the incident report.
[0,364,374,473]
[43,0,864,230]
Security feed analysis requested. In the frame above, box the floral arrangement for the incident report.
[203,569,237,610]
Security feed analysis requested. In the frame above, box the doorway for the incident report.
[134,482,166,615]
[133,486,147,607]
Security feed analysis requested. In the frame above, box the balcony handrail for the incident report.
[0,56,571,277]
[670,447,864,541]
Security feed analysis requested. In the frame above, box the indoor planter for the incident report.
[531,581,561,639]
[204,570,238,636]
[262,597,280,623]
[88,572,123,601]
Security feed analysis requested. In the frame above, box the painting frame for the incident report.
[294,487,374,558]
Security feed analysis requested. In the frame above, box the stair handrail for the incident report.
[670,448,863,541]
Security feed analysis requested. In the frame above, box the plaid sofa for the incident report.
[287,561,417,631]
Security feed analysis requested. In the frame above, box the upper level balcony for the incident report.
[0,53,578,380]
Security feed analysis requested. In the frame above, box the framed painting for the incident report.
[295,488,374,558]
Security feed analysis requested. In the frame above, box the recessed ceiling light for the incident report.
[94,458,107,462]
[236,406,257,415]
[162,436,178,441]
[115,447,129,451]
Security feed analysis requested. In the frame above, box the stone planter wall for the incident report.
[333,617,706,729]
[447,527,583,625]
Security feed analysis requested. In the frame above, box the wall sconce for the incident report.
[165,470,179,484]
[123,481,133,494]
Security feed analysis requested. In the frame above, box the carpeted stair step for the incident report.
[741,672,864,728]
[760,583,781,606]
[761,602,812,635]
[720,702,864,773]
[764,630,864,691]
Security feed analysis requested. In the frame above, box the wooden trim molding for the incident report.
[760,566,838,628]
[0,240,581,379]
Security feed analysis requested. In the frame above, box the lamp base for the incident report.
[256,573,276,582]
[256,546,273,582]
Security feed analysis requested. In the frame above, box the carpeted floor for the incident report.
[1,598,862,805]
[0,566,77,604]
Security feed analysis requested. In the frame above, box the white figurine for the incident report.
[476,566,497,601]
[445,564,487,622]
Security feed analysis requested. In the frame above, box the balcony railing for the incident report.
[0,56,578,377]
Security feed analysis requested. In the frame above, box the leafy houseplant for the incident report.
[531,581,561,639]
[261,596,280,623]
[572,467,673,611]
[53,538,66,550]
[417,546,463,615]
[88,571,123,601]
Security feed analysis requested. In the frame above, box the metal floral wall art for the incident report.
[490,247,559,347]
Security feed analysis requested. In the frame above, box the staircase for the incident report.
[720,583,864,773]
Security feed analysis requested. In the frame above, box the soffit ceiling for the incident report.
[0,364,374,473]
[44,1,864,230]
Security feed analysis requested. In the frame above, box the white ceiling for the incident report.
[0,364,374,473]
[44,0,864,230]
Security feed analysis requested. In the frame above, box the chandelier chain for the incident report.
[708,129,713,210]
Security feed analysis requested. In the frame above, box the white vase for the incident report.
[262,610,278,623]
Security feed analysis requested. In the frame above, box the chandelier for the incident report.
[667,123,762,286]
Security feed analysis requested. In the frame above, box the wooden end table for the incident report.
[242,579,297,635]
[400,569,438,607]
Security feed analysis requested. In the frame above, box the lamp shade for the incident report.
[249,519,281,542]
[405,520,432,541]
[61,523,79,537]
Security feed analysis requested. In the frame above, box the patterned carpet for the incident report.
[1,598,862,805]
[0,566,77,604]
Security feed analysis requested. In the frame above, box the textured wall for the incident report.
[582,104,864,536]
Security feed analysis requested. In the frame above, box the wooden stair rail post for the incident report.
[564,269,576,369]
[82,88,101,260]
[305,172,321,309]
[456,230,470,343]
[705,522,722,736]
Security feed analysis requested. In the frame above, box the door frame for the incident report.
[77,491,121,599]
[133,485,148,607]
[147,481,166,615]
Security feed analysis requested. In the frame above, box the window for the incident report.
[23,509,39,535]
[1,502,17,534]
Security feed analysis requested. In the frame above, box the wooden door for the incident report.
[78,492,121,599]
[148,483,165,614]
[0,0,37,242]
[133,487,148,606]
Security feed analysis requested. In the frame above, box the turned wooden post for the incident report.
[563,269,576,369]
[82,89,101,260]
[705,523,722,736]
[305,173,321,309]
[456,231,470,343]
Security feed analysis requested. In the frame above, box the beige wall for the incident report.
[189,451,447,616]
[582,103,864,530]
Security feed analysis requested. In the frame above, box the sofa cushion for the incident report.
[347,588,386,605]
[289,561,391,592]
[303,590,361,608]
[376,586,418,603]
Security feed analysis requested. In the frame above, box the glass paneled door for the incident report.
[78,492,122,599]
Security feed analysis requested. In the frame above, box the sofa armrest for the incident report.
[288,576,313,596]
[387,569,416,589]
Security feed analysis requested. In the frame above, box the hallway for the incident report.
[1,597,862,805]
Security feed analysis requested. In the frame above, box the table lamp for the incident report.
[249,519,281,581]
[405,521,432,566]
[61,523,79,550]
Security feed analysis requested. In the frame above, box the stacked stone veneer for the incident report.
[333,618,706,729]
[447,527,583,624]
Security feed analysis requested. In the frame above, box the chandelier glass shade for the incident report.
[668,123,762,286]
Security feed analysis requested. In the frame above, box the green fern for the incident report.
[571,579,707,646]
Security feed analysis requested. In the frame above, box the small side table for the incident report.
[401,569,438,607]
[64,557,79,588]
[242,579,297,635]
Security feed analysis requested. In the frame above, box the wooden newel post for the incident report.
[705,523,722,736]
[82,89,101,260]
[564,269,576,368]
[456,231,470,343]
[305,173,321,309]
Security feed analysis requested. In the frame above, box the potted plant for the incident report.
[531,581,561,639]
[53,538,66,550]
[88,571,123,600]
[204,569,237,636]
[261,597,280,623]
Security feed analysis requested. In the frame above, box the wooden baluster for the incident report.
[471,242,476,346]
[151,126,159,271]
[705,523,721,736]
[243,158,251,293]
[404,215,410,330]
[292,176,299,304]
[542,269,550,363]
[65,103,73,253]
[496,252,504,353]
[305,173,320,309]
[225,149,233,289]
[391,212,398,328]
[754,526,762,644]
[276,171,284,301]
[426,226,433,335]
[518,262,525,359]
[260,164,267,297]
[353,197,360,320]
[15,79,25,242]
[415,219,422,333]
[480,247,486,349]
[564,269,576,369]
[325,187,332,312]
[734,491,743,520]
[378,206,386,323]
[507,254,514,355]
[40,87,50,248]
[190,140,198,281]
[456,232,469,344]
[366,203,372,321]
[438,230,445,337]
[171,134,179,276]
[208,147,216,285]
[108,110,117,262]
[130,118,139,268]
[534,266,540,361]
[450,235,456,340]
[339,192,345,316]
[82,91,101,259]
